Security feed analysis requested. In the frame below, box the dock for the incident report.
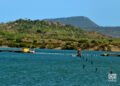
[101,53,120,57]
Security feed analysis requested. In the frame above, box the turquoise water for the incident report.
[0,48,120,86]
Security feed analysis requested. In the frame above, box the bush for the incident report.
[37,29,42,33]
[40,45,46,49]
[78,39,88,43]
[19,43,29,48]
[8,43,20,47]
[36,28,47,33]
[108,39,113,42]
[91,40,97,43]
[62,43,77,50]
[16,38,22,43]
[47,44,55,49]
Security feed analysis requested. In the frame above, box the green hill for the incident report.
[45,16,120,38]
[1,19,119,51]
[0,19,109,40]
[85,27,120,38]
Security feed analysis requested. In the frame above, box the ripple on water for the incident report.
[0,49,120,86]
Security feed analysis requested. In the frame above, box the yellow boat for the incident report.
[22,48,35,53]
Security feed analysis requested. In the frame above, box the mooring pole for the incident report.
[95,61,98,72]
[91,54,93,65]
[82,55,84,60]
[83,63,86,69]
[86,58,88,62]
[90,54,93,64]
[110,62,112,74]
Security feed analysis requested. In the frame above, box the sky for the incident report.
[0,0,120,26]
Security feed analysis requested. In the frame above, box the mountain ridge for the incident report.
[44,16,120,38]
[45,16,99,28]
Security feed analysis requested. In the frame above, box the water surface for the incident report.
[0,48,120,86]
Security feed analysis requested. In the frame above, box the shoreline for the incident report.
[0,46,120,52]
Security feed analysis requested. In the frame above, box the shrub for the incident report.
[108,39,113,42]
[40,45,46,49]
[37,29,42,33]
[91,40,97,43]
[78,39,88,43]
[47,44,55,49]
[16,38,22,43]
[8,43,20,47]
[19,43,29,48]
[62,43,77,50]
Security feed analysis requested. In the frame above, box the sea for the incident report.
[0,48,120,86]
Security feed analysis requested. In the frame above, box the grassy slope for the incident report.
[0,19,120,51]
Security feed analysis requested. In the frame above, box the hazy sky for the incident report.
[0,0,120,26]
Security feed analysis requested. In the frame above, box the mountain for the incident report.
[45,16,99,28]
[85,27,120,38]
[45,16,120,38]
[0,19,111,50]
[0,19,109,40]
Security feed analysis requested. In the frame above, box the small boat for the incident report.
[21,48,35,53]
[0,48,35,53]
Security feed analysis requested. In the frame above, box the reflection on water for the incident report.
[0,48,120,86]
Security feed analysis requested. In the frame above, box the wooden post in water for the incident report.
[82,55,84,60]
[91,55,93,65]
[82,55,86,69]
[95,61,98,72]
[91,60,93,65]
[83,63,85,69]
[86,58,88,62]
[110,62,112,74]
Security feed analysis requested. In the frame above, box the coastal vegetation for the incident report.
[0,19,120,51]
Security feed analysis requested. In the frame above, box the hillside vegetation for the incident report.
[45,16,120,38]
[85,27,120,38]
[0,19,120,51]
